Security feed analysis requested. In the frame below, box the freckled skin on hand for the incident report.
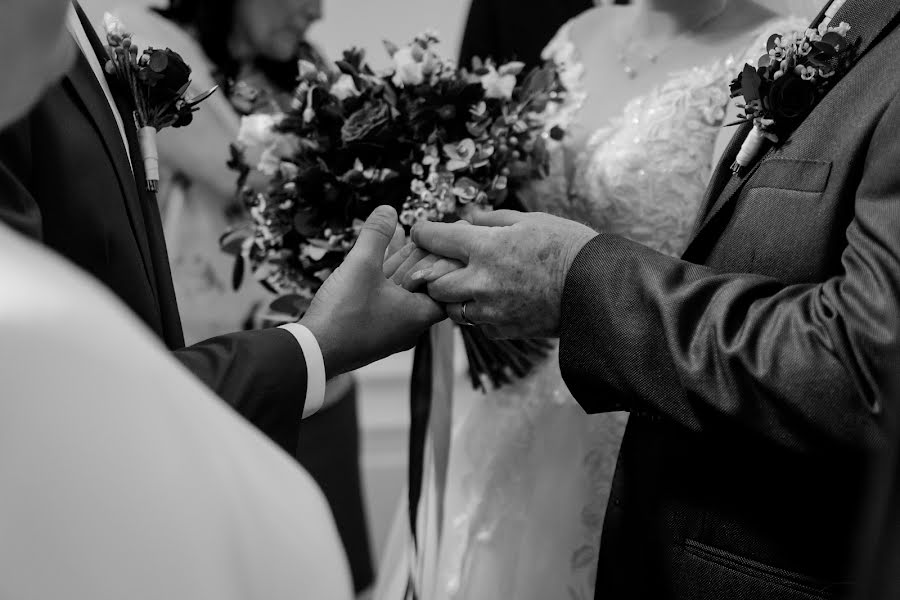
[484,224,592,338]
[416,211,596,338]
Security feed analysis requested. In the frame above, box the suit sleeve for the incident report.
[174,328,308,453]
[0,117,308,453]
[559,95,900,456]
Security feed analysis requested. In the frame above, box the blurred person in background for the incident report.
[110,0,374,593]
[458,0,629,71]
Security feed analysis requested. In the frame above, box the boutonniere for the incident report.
[102,13,217,192]
[727,17,856,175]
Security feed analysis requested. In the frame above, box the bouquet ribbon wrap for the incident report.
[138,126,160,192]
[731,125,766,174]
[407,321,455,599]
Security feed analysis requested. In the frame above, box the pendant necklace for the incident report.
[618,1,730,79]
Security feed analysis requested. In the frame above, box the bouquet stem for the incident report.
[458,326,553,391]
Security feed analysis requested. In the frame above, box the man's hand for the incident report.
[411,210,597,338]
[301,206,445,378]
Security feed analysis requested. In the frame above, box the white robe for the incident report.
[0,223,352,600]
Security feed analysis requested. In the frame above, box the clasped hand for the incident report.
[386,210,597,339]
[300,206,596,380]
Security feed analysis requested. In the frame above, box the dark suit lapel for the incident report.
[72,2,188,347]
[62,52,158,303]
[683,0,900,260]
[121,116,187,349]
[72,2,186,348]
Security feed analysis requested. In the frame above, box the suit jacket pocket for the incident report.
[749,158,832,193]
[678,539,840,600]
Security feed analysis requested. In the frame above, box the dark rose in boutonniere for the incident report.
[102,13,217,191]
[142,49,191,99]
[726,17,856,175]
[768,74,817,120]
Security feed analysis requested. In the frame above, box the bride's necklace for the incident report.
[617,1,730,79]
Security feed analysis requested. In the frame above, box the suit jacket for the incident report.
[558,1,900,598]
[0,4,306,452]
[853,377,900,599]
[458,0,596,70]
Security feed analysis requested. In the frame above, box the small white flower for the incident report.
[237,114,279,151]
[330,74,361,100]
[103,13,128,43]
[830,21,851,37]
[480,66,516,100]
[444,139,477,171]
[297,59,319,80]
[303,245,329,261]
[498,61,526,77]
[391,46,426,87]
[238,115,301,175]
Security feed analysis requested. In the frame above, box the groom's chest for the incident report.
[693,28,900,284]
[25,78,162,330]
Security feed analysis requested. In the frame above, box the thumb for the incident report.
[471,209,526,227]
[352,205,398,265]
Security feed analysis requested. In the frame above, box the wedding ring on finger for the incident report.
[449,302,477,327]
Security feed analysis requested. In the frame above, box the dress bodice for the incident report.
[538,16,808,257]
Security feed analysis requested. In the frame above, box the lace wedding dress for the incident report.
[375,13,804,600]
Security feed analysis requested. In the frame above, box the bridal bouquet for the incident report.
[223,32,568,389]
[103,13,217,191]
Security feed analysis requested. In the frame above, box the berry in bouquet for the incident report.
[222,32,569,390]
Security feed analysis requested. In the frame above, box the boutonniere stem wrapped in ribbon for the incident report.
[727,16,856,175]
[102,13,217,191]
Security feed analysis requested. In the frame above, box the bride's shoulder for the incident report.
[739,14,813,65]
[542,4,632,63]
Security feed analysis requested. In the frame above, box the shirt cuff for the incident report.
[279,323,326,419]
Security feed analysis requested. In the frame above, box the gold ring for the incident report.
[460,302,475,327]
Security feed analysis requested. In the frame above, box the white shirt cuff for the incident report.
[279,323,326,419]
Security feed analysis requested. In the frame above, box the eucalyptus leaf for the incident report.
[269,294,309,319]
[821,31,845,51]
[219,227,250,255]
[811,41,837,56]
[335,60,359,76]
[741,63,762,102]
[232,255,245,291]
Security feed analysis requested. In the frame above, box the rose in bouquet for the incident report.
[223,32,568,390]
[102,13,217,191]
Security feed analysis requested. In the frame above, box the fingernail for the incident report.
[411,269,432,281]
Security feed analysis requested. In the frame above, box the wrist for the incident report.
[298,314,341,380]
[560,227,597,291]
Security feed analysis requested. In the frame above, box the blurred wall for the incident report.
[80,0,471,67]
